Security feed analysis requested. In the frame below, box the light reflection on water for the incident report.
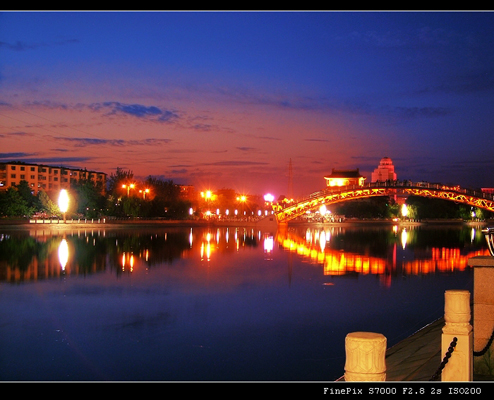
[0,223,489,381]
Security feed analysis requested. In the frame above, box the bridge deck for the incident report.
[274,181,494,224]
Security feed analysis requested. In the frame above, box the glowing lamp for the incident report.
[59,189,69,222]
[264,193,274,202]
[59,189,69,213]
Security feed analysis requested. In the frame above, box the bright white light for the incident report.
[401,204,408,217]
[58,189,69,213]
[320,231,326,251]
[264,193,274,202]
[264,235,274,253]
[58,239,69,270]
[401,229,408,249]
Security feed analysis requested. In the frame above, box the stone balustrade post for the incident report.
[344,332,387,381]
[441,290,473,381]
[467,255,494,379]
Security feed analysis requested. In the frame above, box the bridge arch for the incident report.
[273,182,494,224]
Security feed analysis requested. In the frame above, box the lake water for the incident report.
[0,222,489,381]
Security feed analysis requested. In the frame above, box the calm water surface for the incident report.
[0,223,488,381]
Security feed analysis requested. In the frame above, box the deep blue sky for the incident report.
[1,11,494,197]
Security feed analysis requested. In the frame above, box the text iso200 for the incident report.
[448,387,482,395]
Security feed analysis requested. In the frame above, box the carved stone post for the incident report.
[442,290,473,381]
[344,332,387,381]
[468,255,494,379]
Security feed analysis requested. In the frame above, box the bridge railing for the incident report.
[301,180,494,204]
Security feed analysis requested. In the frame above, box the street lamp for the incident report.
[122,183,135,196]
[264,193,274,202]
[58,189,69,223]
[139,188,150,199]
[401,203,409,219]
[264,193,274,216]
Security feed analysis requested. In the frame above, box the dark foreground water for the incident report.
[0,222,488,381]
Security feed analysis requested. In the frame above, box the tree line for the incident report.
[1,168,492,221]
[0,168,192,220]
[333,196,492,221]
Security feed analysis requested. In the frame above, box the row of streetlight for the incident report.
[122,183,150,198]
[56,187,275,222]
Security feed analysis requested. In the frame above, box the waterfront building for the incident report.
[0,161,106,195]
[324,168,365,187]
[371,157,397,182]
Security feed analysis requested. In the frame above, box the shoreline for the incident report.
[0,217,490,231]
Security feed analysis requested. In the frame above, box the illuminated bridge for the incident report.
[272,181,494,224]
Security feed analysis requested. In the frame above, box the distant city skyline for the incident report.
[2,11,494,198]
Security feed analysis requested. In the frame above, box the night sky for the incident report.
[1,11,494,198]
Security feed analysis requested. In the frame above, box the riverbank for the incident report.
[0,217,491,231]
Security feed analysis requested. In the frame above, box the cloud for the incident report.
[0,152,37,160]
[211,85,452,121]
[191,124,214,132]
[419,70,494,95]
[304,138,330,142]
[236,147,257,151]
[53,137,172,147]
[0,131,34,138]
[201,161,269,167]
[30,157,93,164]
[0,39,79,51]
[88,102,179,122]
[385,106,452,119]
[0,153,93,164]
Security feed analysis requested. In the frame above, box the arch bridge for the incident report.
[273,181,494,224]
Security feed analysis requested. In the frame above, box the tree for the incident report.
[106,168,135,217]
[406,196,468,219]
[71,179,106,218]
[37,190,61,217]
[0,187,32,217]
[107,168,134,197]
[16,180,38,210]
[145,176,189,219]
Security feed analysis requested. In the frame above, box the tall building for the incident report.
[0,162,106,195]
[324,168,366,187]
[371,157,397,182]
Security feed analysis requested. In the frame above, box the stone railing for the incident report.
[343,290,473,381]
[343,249,494,381]
[468,254,494,379]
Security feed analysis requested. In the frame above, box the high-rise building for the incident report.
[0,162,106,195]
[371,157,397,182]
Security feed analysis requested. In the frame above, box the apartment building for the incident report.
[0,162,106,195]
